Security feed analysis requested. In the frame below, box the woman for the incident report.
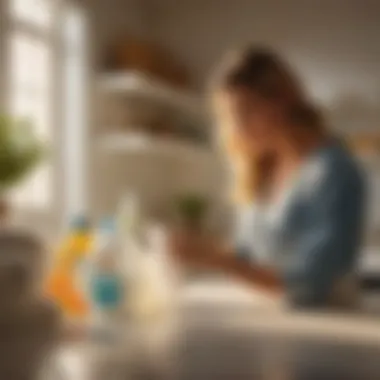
[171,46,366,309]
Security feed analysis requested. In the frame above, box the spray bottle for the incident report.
[87,217,124,336]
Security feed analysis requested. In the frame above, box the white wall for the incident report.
[150,0,380,131]
[88,0,150,63]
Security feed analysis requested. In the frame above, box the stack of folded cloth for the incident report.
[0,229,61,380]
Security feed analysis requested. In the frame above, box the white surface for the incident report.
[54,278,380,380]
[97,131,212,158]
[181,279,380,346]
[98,71,202,119]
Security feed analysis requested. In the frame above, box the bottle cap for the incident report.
[70,215,91,231]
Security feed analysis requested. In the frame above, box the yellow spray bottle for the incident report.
[45,216,94,319]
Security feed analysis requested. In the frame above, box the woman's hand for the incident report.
[169,228,282,294]
[169,229,221,269]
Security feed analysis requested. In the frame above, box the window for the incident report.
[2,0,87,220]
[10,0,55,28]
[9,32,51,140]
[7,0,56,208]
[8,31,53,207]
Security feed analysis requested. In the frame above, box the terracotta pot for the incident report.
[110,38,191,88]
[179,217,205,234]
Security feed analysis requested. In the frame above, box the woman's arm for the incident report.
[171,166,365,304]
[210,252,283,292]
[170,231,282,293]
[224,166,365,305]
[281,163,366,306]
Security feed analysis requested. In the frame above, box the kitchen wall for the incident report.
[149,0,380,131]
[87,0,150,63]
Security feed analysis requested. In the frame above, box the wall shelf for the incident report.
[98,71,204,120]
[92,71,220,220]
[96,131,214,159]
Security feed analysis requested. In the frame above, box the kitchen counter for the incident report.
[173,279,380,380]
[54,278,380,380]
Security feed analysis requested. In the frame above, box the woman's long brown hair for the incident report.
[211,46,323,203]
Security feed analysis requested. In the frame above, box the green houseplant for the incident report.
[175,193,208,230]
[0,114,45,219]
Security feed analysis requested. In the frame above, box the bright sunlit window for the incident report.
[8,32,53,207]
[10,0,55,28]
[7,0,55,208]
[4,0,87,216]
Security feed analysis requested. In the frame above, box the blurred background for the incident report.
[1,0,380,288]
[2,1,380,379]
[1,0,380,237]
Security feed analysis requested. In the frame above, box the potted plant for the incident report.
[175,193,208,231]
[0,114,45,221]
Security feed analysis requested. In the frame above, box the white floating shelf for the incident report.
[98,71,203,119]
[97,132,213,158]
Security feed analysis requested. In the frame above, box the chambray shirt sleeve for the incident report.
[233,206,276,264]
[234,208,256,262]
[283,164,366,307]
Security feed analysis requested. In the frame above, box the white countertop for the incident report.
[181,278,380,345]
[54,278,380,380]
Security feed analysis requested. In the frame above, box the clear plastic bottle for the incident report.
[117,194,176,321]
[87,218,124,333]
[117,194,144,279]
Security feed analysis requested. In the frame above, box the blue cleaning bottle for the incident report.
[89,217,124,331]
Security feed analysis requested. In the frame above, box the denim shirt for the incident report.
[235,140,366,308]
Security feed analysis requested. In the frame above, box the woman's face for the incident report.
[215,88,283,157]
